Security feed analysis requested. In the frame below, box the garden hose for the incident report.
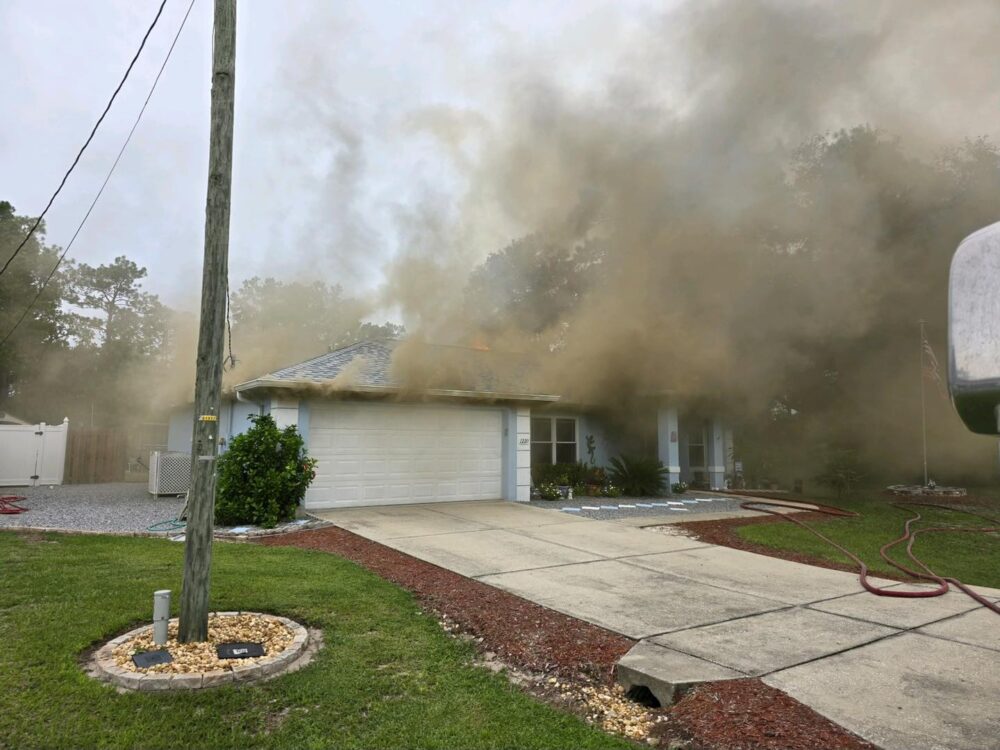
[147,518,186,532]
[737,496,1000,616]
[0,495,28,514]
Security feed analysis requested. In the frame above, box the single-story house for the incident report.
[166,339,734,509]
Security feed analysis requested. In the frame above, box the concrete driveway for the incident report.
[314,500,1000,750]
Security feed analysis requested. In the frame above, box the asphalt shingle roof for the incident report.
[254,338,548,396]
[267,339,396,386]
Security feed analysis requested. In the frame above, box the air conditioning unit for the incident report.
[148,451,191,496]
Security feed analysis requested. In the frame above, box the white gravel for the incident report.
[0,483,185,534]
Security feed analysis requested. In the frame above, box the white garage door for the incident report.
[305,402,503,509]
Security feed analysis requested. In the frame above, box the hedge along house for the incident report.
[166,339,734,510]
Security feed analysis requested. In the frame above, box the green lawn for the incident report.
[0,532,630,750]
[737,488,1000,589]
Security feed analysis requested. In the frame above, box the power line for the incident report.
[0,0,198,349]
[0,0,170,277]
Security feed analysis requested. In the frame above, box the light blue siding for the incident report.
[165,398,262,455]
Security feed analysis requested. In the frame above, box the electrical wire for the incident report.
[0,0,170,277]
[0,0,198,349]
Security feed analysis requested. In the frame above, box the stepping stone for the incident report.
[560,507,581,513]
[666,501,684,506]
[581,506,600,510]
[619,504,636,508]
[599,505,618,510]
[651,503,671,507]
[636,503,654,508]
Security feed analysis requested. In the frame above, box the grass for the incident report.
[737,487,1000,589]
[0,532,631,750]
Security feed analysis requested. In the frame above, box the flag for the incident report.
[921,330,948,400]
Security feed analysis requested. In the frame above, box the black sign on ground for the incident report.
[217,642,265,659]
[132,650,173,669]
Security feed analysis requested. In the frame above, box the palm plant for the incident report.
[607,455,669,497]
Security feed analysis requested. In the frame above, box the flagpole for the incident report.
[920,319,928,486]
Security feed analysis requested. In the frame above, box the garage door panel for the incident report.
[306,403,503,509]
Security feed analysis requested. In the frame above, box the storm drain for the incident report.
[625,684,661,708]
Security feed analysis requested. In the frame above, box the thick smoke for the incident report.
[365,0,1000,481]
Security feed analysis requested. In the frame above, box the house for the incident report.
[166,339,734,509]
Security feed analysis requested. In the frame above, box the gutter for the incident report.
[233,377,561,404]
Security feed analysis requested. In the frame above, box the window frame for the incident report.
[530,416,578,465]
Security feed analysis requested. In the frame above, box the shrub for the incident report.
[536,482,562,501]
[671,481,689,494]
[602,484,622,498]
[215,414,317,528]
[815,446,866,499]
[607,455,669,496]
[533,462,592,486]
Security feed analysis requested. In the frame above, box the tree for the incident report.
[464,234,604,338]
[0,201,70,415]
[67,255,167,353]
[229,277,402,374]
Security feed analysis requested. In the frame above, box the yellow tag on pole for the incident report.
[198,415,218,422]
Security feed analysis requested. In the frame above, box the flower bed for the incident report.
[89,612,314,690]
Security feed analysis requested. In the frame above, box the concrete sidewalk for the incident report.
[314,500,1000,750]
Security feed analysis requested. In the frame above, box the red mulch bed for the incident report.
[665,679,878,750]
[260,526,633,680]
[263,524,880,750]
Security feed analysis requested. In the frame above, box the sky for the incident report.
[1,0,661,311]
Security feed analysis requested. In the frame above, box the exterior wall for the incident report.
[267,397,300,429]
[576,413,617,468]
[166,398,262,455]
[706,417,727,489]
[656,406,681,488]
[514,406,531,501]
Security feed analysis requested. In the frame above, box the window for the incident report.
[687,425,706,469]
[531,417,577,466]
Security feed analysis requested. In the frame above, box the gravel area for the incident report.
[530,492,748,520]
[0,483,184,534]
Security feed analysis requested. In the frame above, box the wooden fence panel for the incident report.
[64,428,127,484]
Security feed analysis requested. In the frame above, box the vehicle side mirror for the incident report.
[949,221,1000,435]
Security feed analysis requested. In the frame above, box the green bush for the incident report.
[536,482,562,501]
[215,414,318,528]
[671,481,689,494]
[607,455,669,496]
[533,462,593,486]
[531,462,607,487]
[814,446,866,499]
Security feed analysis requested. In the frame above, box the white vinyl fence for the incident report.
[0,418,69,487]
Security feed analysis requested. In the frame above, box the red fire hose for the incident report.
[0,495,29,515]
[737,496,1000,617]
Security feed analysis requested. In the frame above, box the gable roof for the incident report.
[234,338,559,403]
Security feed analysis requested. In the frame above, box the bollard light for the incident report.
[153,589,171,646]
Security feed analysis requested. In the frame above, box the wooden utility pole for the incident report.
[179,0,237,643]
